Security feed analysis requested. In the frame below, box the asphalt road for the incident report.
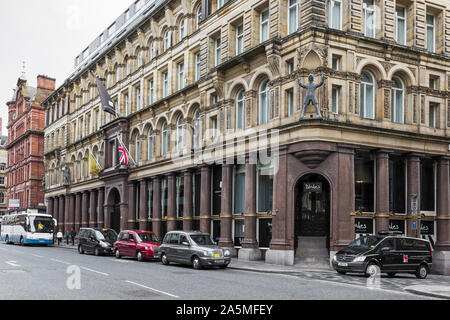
[0,242,437,301]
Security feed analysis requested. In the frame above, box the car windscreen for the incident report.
[29,216,54,233]
[99,229,118,243]
[348,236,383,249]
[190,234,215,246]
[136,232,158,243]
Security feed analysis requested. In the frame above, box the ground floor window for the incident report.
[258,218,272,248]
[212,220,220,243]
[234,165,246,214]
[355,151,374,212]
[257,161,273,213]
[161,178,168,218]
[420,159,435,212]
[192,219,200,231]
[389,156,406,214]
[148,182,153,219]
[234,219,244,247]
[176,175,184,218]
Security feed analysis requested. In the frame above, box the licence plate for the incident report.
[215,260,224,263]
[214,254,221,258]
[338,262,348,267]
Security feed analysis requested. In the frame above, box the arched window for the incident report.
[150,41,156,59]
[161,122,168,156]
[236,90,245,130]
[176,116,183,152]
[179,18,185,41]
[126,58,131,76]
[163,30,171,52]
[115,65,121,84]
[148,129,153,160]
[193,109,200,149]
[391,77,404,124]
[360,71,375,120]
[135,133,141,164]
[259,79,270,125]
[196,6,202,30]
[137,50,143,68]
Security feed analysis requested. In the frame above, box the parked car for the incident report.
[78,228,118,256]
[332,231,433,279]
[114,230,160,262]
[158,231,232,269]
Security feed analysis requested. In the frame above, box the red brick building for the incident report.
[6,74,55,213]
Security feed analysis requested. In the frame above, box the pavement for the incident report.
[50,242,450,300]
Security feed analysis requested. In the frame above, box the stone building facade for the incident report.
[43,0,450,273]
[7,75,55,214]
[0,135,8,216]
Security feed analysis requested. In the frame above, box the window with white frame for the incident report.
[150,41,156,59]
[234,165,246,214]
[236,90,245,131]
[287,89,294,117]
[429,103,438,128]
[426,14,435,52]
[163,30,171,52]
[176,116,183,152]
[396,6,406,45]
[260,9,270,42]
[136,86,141,110]
[331,85,340,114]
[178,62,185,90]
[163,72,169,98]
[135,135,141,163]
[257,159,273,213]
[288,0,298,35]
[193,109,200,149]
[125,93,129,116]
[259,79,270,125]
[149,79,154,104]
[195,52,201,81]
[161,122,168,156]
[236,24,244,55]
[179,18,185,41]
[137,50,143,68]
[217,0,224,9]
[196,6,202,30]
[391,77,404,123]
[126,59,131,76]
[363,0,375,38]
[328,0,342,30]
[215,38,221,66]
[360,71,375,119]
[148,129,153,160]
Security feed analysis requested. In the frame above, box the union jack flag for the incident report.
[119,146,128,165]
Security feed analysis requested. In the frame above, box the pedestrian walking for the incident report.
[57,230,63,246]
[65,228,70,245]
[70,228,76,246]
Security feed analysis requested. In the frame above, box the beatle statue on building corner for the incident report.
[63,165,71,186]
[296,72,327,119]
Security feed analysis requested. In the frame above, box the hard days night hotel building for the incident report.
[43,0,450,273]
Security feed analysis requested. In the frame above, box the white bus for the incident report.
[0,213,57,245]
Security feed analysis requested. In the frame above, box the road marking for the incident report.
[31,254,44,258]
[80,266,109,277]
[5,261,20,267]
[110,259,132,263]
[125,280,179,299]
[50,258,71,265]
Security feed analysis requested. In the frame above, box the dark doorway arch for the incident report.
[294,174,331,255]
[107,188,121,233]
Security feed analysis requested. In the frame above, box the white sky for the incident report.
[0,0,134,136]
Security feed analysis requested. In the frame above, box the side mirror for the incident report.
[181,241,190,247]
[380,247,392,253]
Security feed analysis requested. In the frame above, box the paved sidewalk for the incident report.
[404,285,450,300]
[228,259,332,273]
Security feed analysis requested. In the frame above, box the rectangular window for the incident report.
[331,85,340,114]
[258,218,272,248]
[234,219,244,246]
[287,59,294,74]
[287,89,294,117]
[234,165,246,214]
[288,0,298,35]
[211,116,218,140]
[363,0,375,38]
[396,6,406,45]
[215,38,221,66]
[236,24,244,55]
[176,176,184,218]
[332,55,340,71]
[420,160,435,211]
[355,152,374,213]
[124,93,129,116]
[328,0,342,30]
[195,52,201,81]
[163,72,169,98]
[149,80,154,104]
[426,14,435,52]
[178,63,185,90]
[429,103,437,128]
[260,9,270,42]
[389,156,406,214]
[257,160,273,213]
[136,86,141,111]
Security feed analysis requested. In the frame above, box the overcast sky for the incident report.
[0,0,133,136]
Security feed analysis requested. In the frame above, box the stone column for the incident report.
[434,156,450,275]
[75,193,82,233]
[139,179,148,230]
[239,161,261,261]
[167,173,177,231]
[64,195,70,232]
[183,170,193,231]
[152,177,162,240]
[54,197,59,226]
[128,182,136,229]
[219,164,234,249]
[82,191,89,228]
[47,197,54,217]
[58,196,65,232]
[375,150,390,233]
[200,165,211,234]
[406,154,421,237]
[97,188,104,227]
[89,189,97,227]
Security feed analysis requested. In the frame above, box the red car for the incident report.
[114,230,160,262]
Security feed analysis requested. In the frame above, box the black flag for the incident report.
[92,72,116,116]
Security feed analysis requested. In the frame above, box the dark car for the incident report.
[332,231,433,279]
[158,231,232,269]
[78,228,118,256]
[114,230,160,262]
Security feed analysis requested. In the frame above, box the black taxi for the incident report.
[332,231,433,279]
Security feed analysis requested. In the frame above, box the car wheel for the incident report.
[94,247,100,256]
[115,249,121,259]
[192,256,202,270]
[337,270,346,275]
[5,235,10,244]
[19,237,24,246]
[137,251,144,262]
[78,245,84,254]
[416,264,428,279]
[387,272,396,277]
[365,262,379,278]
[161,253,169,265]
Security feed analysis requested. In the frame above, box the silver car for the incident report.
[158,231,232,269]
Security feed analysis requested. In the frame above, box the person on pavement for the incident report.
[57,230,63,246]
[65,228,70,245]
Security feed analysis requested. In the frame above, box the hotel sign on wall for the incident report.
[8,199,20,208]
[355,218,374,234]
[303,182,322,193]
